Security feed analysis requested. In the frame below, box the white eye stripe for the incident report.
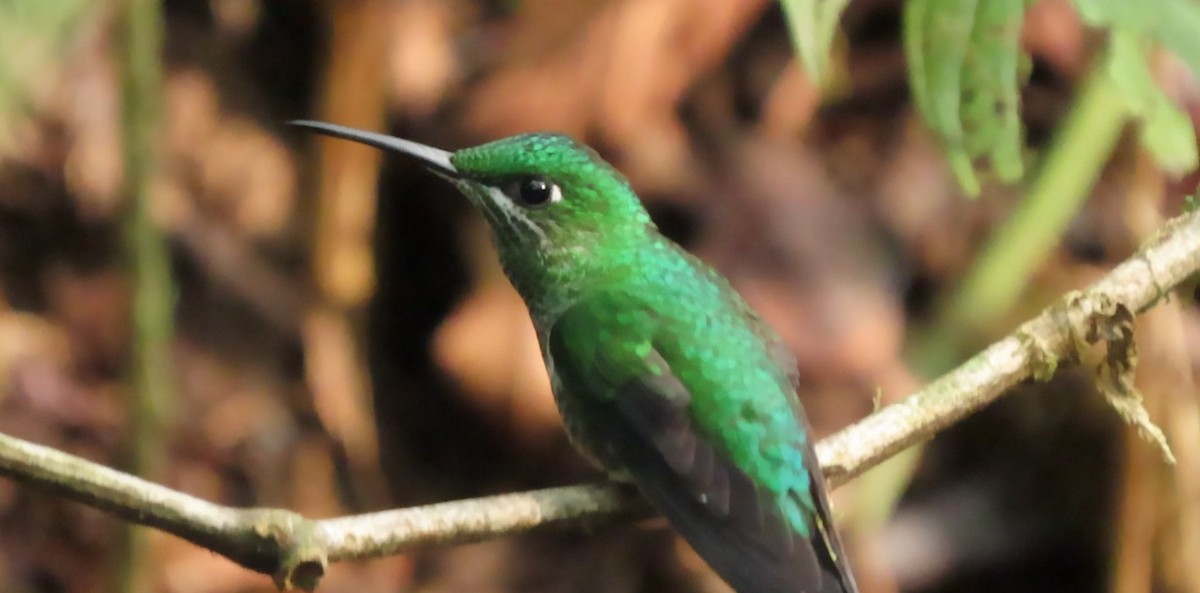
[483,185,548,244]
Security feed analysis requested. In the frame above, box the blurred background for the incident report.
[0,0,1199,592]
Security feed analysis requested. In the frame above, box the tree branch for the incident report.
[2,209,1199,591]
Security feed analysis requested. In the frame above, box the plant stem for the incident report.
[117,0,172,589]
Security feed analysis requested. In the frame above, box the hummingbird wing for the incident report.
[549,293,853,593]
[743,306,859,593]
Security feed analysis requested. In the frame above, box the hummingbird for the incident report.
[290,120,859,593]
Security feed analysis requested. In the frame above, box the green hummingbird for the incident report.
[291,120,859,593]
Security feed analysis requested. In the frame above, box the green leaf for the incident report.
[960,0,1027,183]
[904,0,933,119]
[779,0,851,90]
[1073,0,1200,175]
[1074,0,1200,74]
[1106,33,1199,174]
[1142,105,1196,176]
[904,0,1031,197]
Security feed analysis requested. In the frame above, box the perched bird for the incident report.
[291,120,859,593]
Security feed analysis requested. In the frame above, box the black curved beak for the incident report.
[288,120,459,177]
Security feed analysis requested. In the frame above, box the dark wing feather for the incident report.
[550,314,851,593]
[752,313,860,593]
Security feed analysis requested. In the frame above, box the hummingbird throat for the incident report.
[454,180,550,247]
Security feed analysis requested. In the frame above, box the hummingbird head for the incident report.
[290,120,656,318]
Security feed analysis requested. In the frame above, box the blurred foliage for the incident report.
[779,0,851,90]
[895,0,1198,198]
[1079,1,1200,176]
[0,0,93,148]
[903,0,1031,197]
[1073,0,1200,69]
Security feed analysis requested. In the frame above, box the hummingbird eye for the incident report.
[510,176,561,208]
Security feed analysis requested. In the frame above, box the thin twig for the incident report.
[0,209,1198,591]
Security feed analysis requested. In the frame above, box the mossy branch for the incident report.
[1,209,1199,591]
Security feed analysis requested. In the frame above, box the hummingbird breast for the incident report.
[541,334,635,481]
[535,237,813,505]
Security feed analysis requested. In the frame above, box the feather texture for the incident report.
[546,244,857,593]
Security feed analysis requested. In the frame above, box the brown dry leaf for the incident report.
[421,540,533,593]
[0,310,124,451]
[0,312,71,406]
[195,116,297,238]
[43,264,130,371]
[1078,295,1175,464]
[313,555,413,593]
[149,174,193,235]
[1021,0,1088,79]
[460,4,609,138]
[162,70,300,237]
[388,0,460,117]
[433,278,559,436]
[289,435,347,518]
[304,308,382,480]
[1169,310,1200,590]
[176,215,306,335]
[53,61,301,240]
[1124,302,1200,593]
[202,390,296,458]
[297,0,395,516]
[58,27,123,219]
[758,61,823,140]
[312,0,389,308]
[463,0,764,146]
[874,115,991,282]
[599,0,764,143]
[164,69,221,158]
[160,533,282,593]
[211,0,261,37]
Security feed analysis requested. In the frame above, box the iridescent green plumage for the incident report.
[290,121,859,593]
